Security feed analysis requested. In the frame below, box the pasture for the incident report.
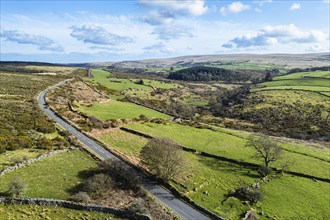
[125,122,330,179]
[98,127,330,219]
[0,150,98,199]
[253,70,330,93]
[79,100,171,120]
[84,69,179,92]
[0,204,123,219]
[273,70,330,80]
[0,149,47,171]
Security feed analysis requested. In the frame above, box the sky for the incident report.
[0,0,329,63]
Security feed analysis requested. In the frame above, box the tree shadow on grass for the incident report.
[197,155,260,179]
[66,168,101,195]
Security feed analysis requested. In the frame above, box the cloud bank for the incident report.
[223,24,327,48]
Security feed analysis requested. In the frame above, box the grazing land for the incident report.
[84,69,179,94]
[98,127,330,219]
[79,100,171,120]
[125,122,329,179]
[253,70,330,92]
[0,204,124,219]
[0,148,48,171]
[1,58,329,220]
[0,150,98,199]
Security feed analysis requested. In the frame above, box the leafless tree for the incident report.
[246,135,282,168]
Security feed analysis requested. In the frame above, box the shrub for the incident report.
[71,191,91,204]
[83,173,113,194]
[225,185,263,204]
[258,165,273,177]
[7,177,27,198]
[99,159,140,191]
[127,198,147,214]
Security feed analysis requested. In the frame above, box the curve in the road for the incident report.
[38,81,212,220]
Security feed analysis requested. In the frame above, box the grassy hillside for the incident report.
[273,70,330,80]
[87,53,330,70]
[84,69,178,93]
[79,100,171,120]
[98,127,330,219]
[0,150,98,199]
[0,204,124,220]
[253,70,330,93]
[125,122,329,179]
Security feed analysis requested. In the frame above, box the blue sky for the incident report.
[1,0,329,63]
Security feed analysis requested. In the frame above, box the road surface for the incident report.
[38,80,211,220]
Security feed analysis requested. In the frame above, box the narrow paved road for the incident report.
[38,80,211,220]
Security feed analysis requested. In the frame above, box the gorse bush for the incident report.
[225,185,263,204]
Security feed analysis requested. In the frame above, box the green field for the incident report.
[79,100,171,120]
[99,128,330,219]
[84,69,179,92]
[100,129,148,157]
[273,71,330,80]
[254,85,330,92]
[0,149,47,171]
[246,90,330,108]
[0,204,124,219]
[260,176,330,219]
[252,70,330,93]
[0,150,97,199]
[125,122,330,179]
[261,78,329,88]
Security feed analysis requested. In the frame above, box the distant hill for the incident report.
[80,53,330,70]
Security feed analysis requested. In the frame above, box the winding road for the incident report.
[38,80,211,220]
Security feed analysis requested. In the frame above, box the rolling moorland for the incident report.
[0,53,329,220]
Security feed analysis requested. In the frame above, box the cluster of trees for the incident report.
[288,66,330,74]
[168,66,252,82]
[210,91,330,140]
[209,85,250,116]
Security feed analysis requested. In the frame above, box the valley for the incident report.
[0,54,329,220]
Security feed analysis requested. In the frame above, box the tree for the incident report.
[136,79,144,85]
[264,71,272,81]
[7,177,26,198]
[140,137,184,180]
[246,135,282,168]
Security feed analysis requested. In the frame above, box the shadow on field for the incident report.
[197,155,260,179]
[66,168,100,195]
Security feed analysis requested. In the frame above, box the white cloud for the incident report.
[143,42,174,54]
[1,29,63,52]
[220,2,251,16]
[323,0,330,4]
[151,24,193,40]
[253,0,272,6]
[139,0,208,16]
[223,24,327,48]
[89,46,124,52]
[290,3,301,10]
[142,11,174,25]
[70,24,133,45]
